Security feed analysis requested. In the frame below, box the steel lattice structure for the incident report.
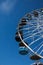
[15,8,43,65]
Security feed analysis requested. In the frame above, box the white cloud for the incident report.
[0,0,16,13]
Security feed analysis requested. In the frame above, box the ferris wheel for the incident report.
[15,8,43,65]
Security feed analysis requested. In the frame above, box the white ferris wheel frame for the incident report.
[18,31,43,59]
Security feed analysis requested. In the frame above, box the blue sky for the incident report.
[0,0,43,65]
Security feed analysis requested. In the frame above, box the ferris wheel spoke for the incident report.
[33,41,43,51]
[17,21,43,31]
[29,37,42,46]
[36,44,43,53]
[39,50,43,55]
[23,24,43,36]
[23,27,37,35]
[19,26,36,31]
[17,26,36,31]
[26,21,37,25]
[23,29,43,40]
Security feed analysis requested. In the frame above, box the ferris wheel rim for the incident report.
[18,31,43,59]
[17,8,43,58]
